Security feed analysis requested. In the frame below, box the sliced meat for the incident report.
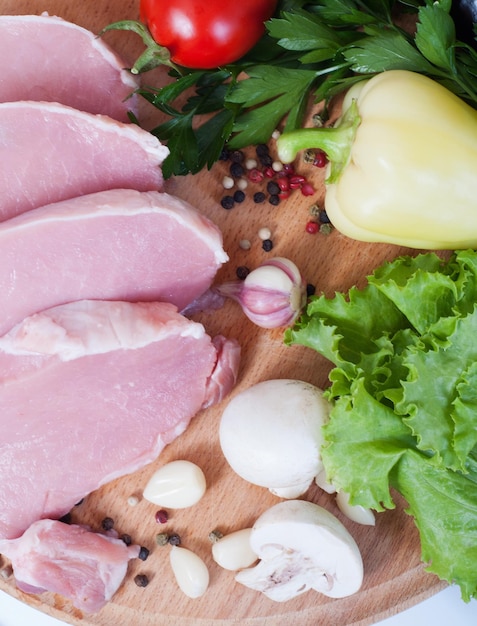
[0,519,140,613]
[0,188,227,335]
[0,299,240,540]
[0,101,168,220]
[0,14,139,121]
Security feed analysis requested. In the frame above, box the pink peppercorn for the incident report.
[301,182,315,196]
[248,168,264,183]
[313,150,328,168]
[263,166,275,178]
[283,163,295,175]
[155,509,169,524]
[277,177,290,191]
[306,221,320,234]
[278,190,290,200]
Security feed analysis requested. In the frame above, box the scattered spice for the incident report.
[101,517,114,531]
[127,495,140,507]
[253,192,266,204]
[236,266,250,280]
[305,221,320,234]
[134,574,150,588]
[220,195,235,210]
[156,532,170,546]
[208,529,224,543]
[155,509,169,524]
[262,239,274,252]
[258,227,272,241]
[138,546,150,561]
[168,533,182,546]
[239,239,251,250]
[233,190,246,203]
[121,533,133,546]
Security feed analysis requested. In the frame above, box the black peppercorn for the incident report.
[134,574,149,588]
[262,239,274,252]
[229,162,244,178]
[168,533,181,546]
[220,195,235,210]
[236,266,250,280]
[253,192,266,203]
[268,194,280,206]
[138,546,150,561]
[266,181,280,195]
[101,517,114,531]
[233,190,246,203]
[121,533,132,546]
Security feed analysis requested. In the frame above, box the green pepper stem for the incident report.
[276,99,361,184]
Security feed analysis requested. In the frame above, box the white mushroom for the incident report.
[219,379,330,498]
[235,500,363,601]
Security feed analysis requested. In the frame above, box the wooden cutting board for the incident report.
[0,1,448,624]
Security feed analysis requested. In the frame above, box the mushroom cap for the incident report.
[236,500,363,600]
[219,379,329,494]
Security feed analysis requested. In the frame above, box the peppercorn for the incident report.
[267,181,280,195]
[134,574,149,588]
[255,143,270,158]
[229,150,245,163]
[220,195,235,210]
[268,194,280,206]
[262,239,274,252]
[101,517,114,531]
[253,192,266,203]
[319,210,331,224]
[218,147,230,161]
[306,283,316,297]
[168,533,181,546]
[233,190,246,203]
[138,546,150,561]
[258,153,273,167]
[121,533,132,546]
[208,529,224,543]
[305,221,320,234]
[229,162,245,178]
[155,509,169,524]
[236,266,250,280]
[156,532,169,546]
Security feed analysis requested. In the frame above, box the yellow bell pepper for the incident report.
[277,70,477,249]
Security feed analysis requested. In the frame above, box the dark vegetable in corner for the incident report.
[102,0,477,177]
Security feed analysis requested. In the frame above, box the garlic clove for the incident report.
[215,257,307,329]
[143,460,206,508]
[169,546,209,598]
[212,528,258,571]
[315,468,337,494]
[336,491,375,526]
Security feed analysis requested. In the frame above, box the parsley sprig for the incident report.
[109,0,477,177]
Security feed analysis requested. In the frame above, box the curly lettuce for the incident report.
[285,250,477,601]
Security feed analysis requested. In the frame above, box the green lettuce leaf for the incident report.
[287,249,477,600]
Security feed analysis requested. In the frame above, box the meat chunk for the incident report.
[0,519,140,613]
[0,101,168,220]
[0,188,228,335]
[0,14,139,121]
[0,300,240,540]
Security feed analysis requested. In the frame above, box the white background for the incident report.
[1,584,477,625]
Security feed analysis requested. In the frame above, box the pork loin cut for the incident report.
[0,188,227,335]
[0,101,168,220]
[0,519,140,612]
[0,299,240,540]
[0,14,139,121]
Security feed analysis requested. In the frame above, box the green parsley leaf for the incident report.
[415,3,457,70]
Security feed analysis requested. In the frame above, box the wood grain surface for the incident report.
[0,1,448,624]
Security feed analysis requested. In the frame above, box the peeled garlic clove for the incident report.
[336,491,375,526]
[169,546,209,598]
[143,460,206,508]
[212,528,258,571]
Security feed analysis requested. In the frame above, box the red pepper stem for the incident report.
[276,99,361,184]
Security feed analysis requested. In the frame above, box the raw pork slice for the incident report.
[0,14,139,121]
[0,188,228,335]
[0,519,140,613]
[0,299,240,540]
[0,101,168,220]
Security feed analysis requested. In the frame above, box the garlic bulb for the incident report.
[215,257,307,328]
